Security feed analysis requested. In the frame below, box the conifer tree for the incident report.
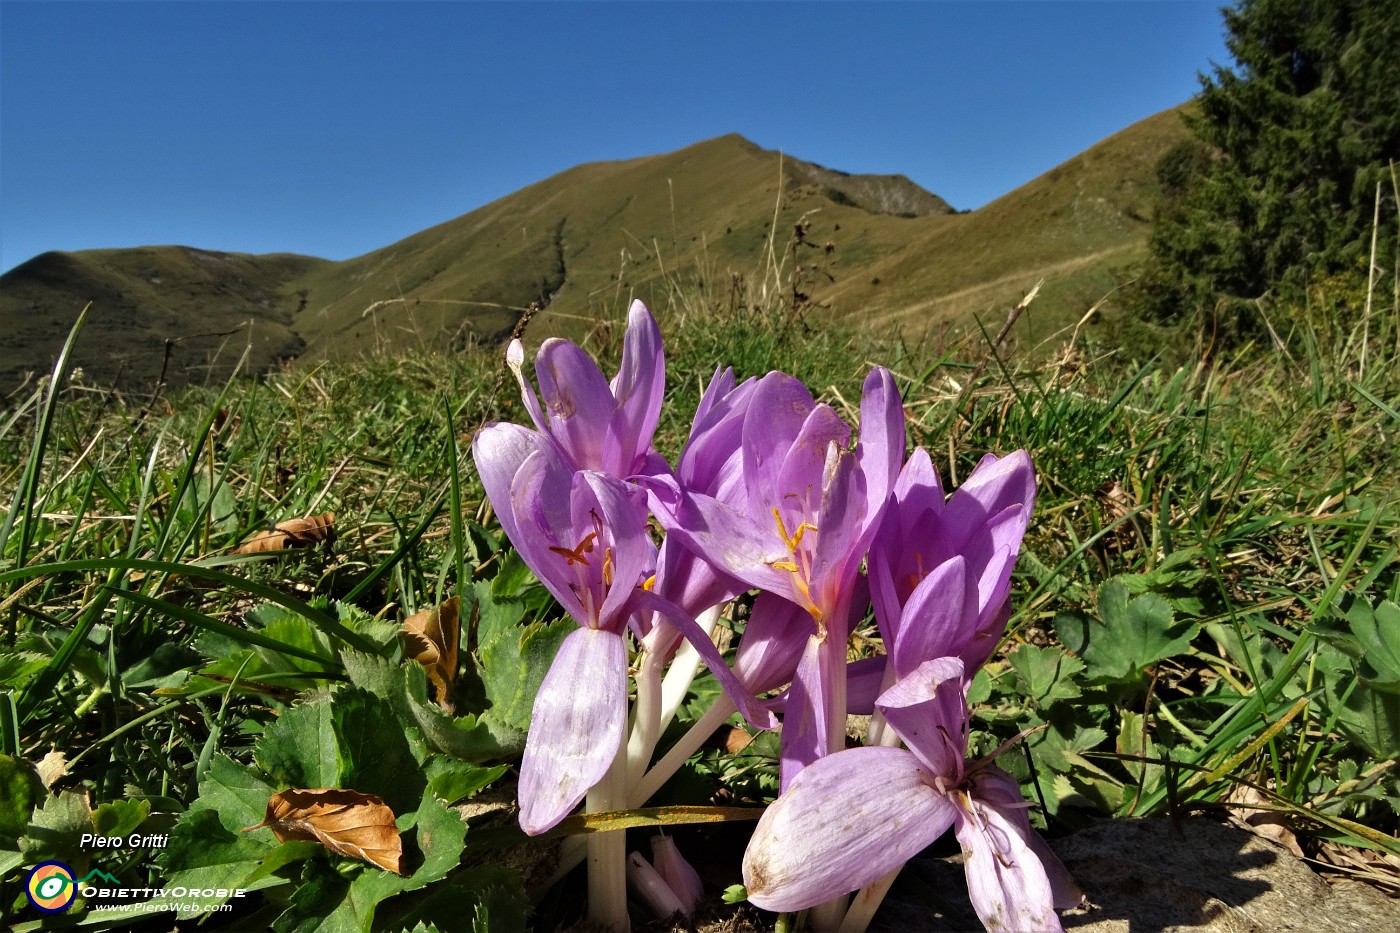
[1135,0,1399,331]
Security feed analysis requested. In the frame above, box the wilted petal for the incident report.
[955,790,1063,933]
[518,627,627,835]
[968,767,1082,910]
[743,746,956,912]
[627,850,687,919]
[506,339,552,437]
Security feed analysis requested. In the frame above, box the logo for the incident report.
[26,861,77,913]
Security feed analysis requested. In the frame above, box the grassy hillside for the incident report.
[284,133,958,362]
[0,105,1191,397]
[827,105,1193,342]
[0,246,327,394]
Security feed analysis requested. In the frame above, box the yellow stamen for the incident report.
[602,548,615,586]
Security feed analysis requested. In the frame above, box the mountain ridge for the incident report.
[0,108,1190,395]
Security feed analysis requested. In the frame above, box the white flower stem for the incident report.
[628,694,736,805]
[624,603,725,800]
[586,746,630,931]
[656,604,723,735]
[837,866,902,933]
[625,639,665,779]
[810,631,851,932]
[810,896,848,932]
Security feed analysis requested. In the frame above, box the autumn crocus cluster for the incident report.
[472,300,1075,932]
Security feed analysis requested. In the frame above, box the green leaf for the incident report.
[332,687,426,815]
[0,754,43,843]
[256,692,341,788]
[1057,579,1199,682]
[92,797,151,837]
[488,550,537,599]
[425,759,507,806]
[467,581,573,753]
[1115,710,1163,812]
[158,808,271,916]
[1345,599,1400,693]
[1031,724,1110,775]
[1007,644,1083,707]
[156,756,282,918]
[248,606,339,673]
[341,651,500,761]
[0,653,49,690]
[20,789,93,870]
[391,864,528,933]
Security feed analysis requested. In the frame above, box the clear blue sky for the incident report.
[0,1,1230,275]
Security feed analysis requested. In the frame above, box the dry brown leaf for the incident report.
[402,596,460,712]
[245,787,402,874]
[1224,784,1304,858]
[233,512,336,555]
[36,750,69,790]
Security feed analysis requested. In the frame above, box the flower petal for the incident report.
[778,632,846,790]
[472,422,545,550]
[955,789,1063,933]
[518,627,627,835]
[535,338,616,470]
[942,450,1036,553]
[892,556,983,677]
[741,372,817,511]
[876,657,968,778]
[742,746,956,912]
[808,448,869,610]
[773,405,851,519]
[573,471,654,629]
[632,588,778,731]
[606,300,666,475]
[654,487,797,600]
[968,767,1082,910]
[856,366,905,523]
[733,592,814,695]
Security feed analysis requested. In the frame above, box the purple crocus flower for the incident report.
[741,657,1080,931]
[474,424,654,833]
[869,448,1036,679]
[474,422,777,834]
[507,298,670,479]
[648,366,903,784]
